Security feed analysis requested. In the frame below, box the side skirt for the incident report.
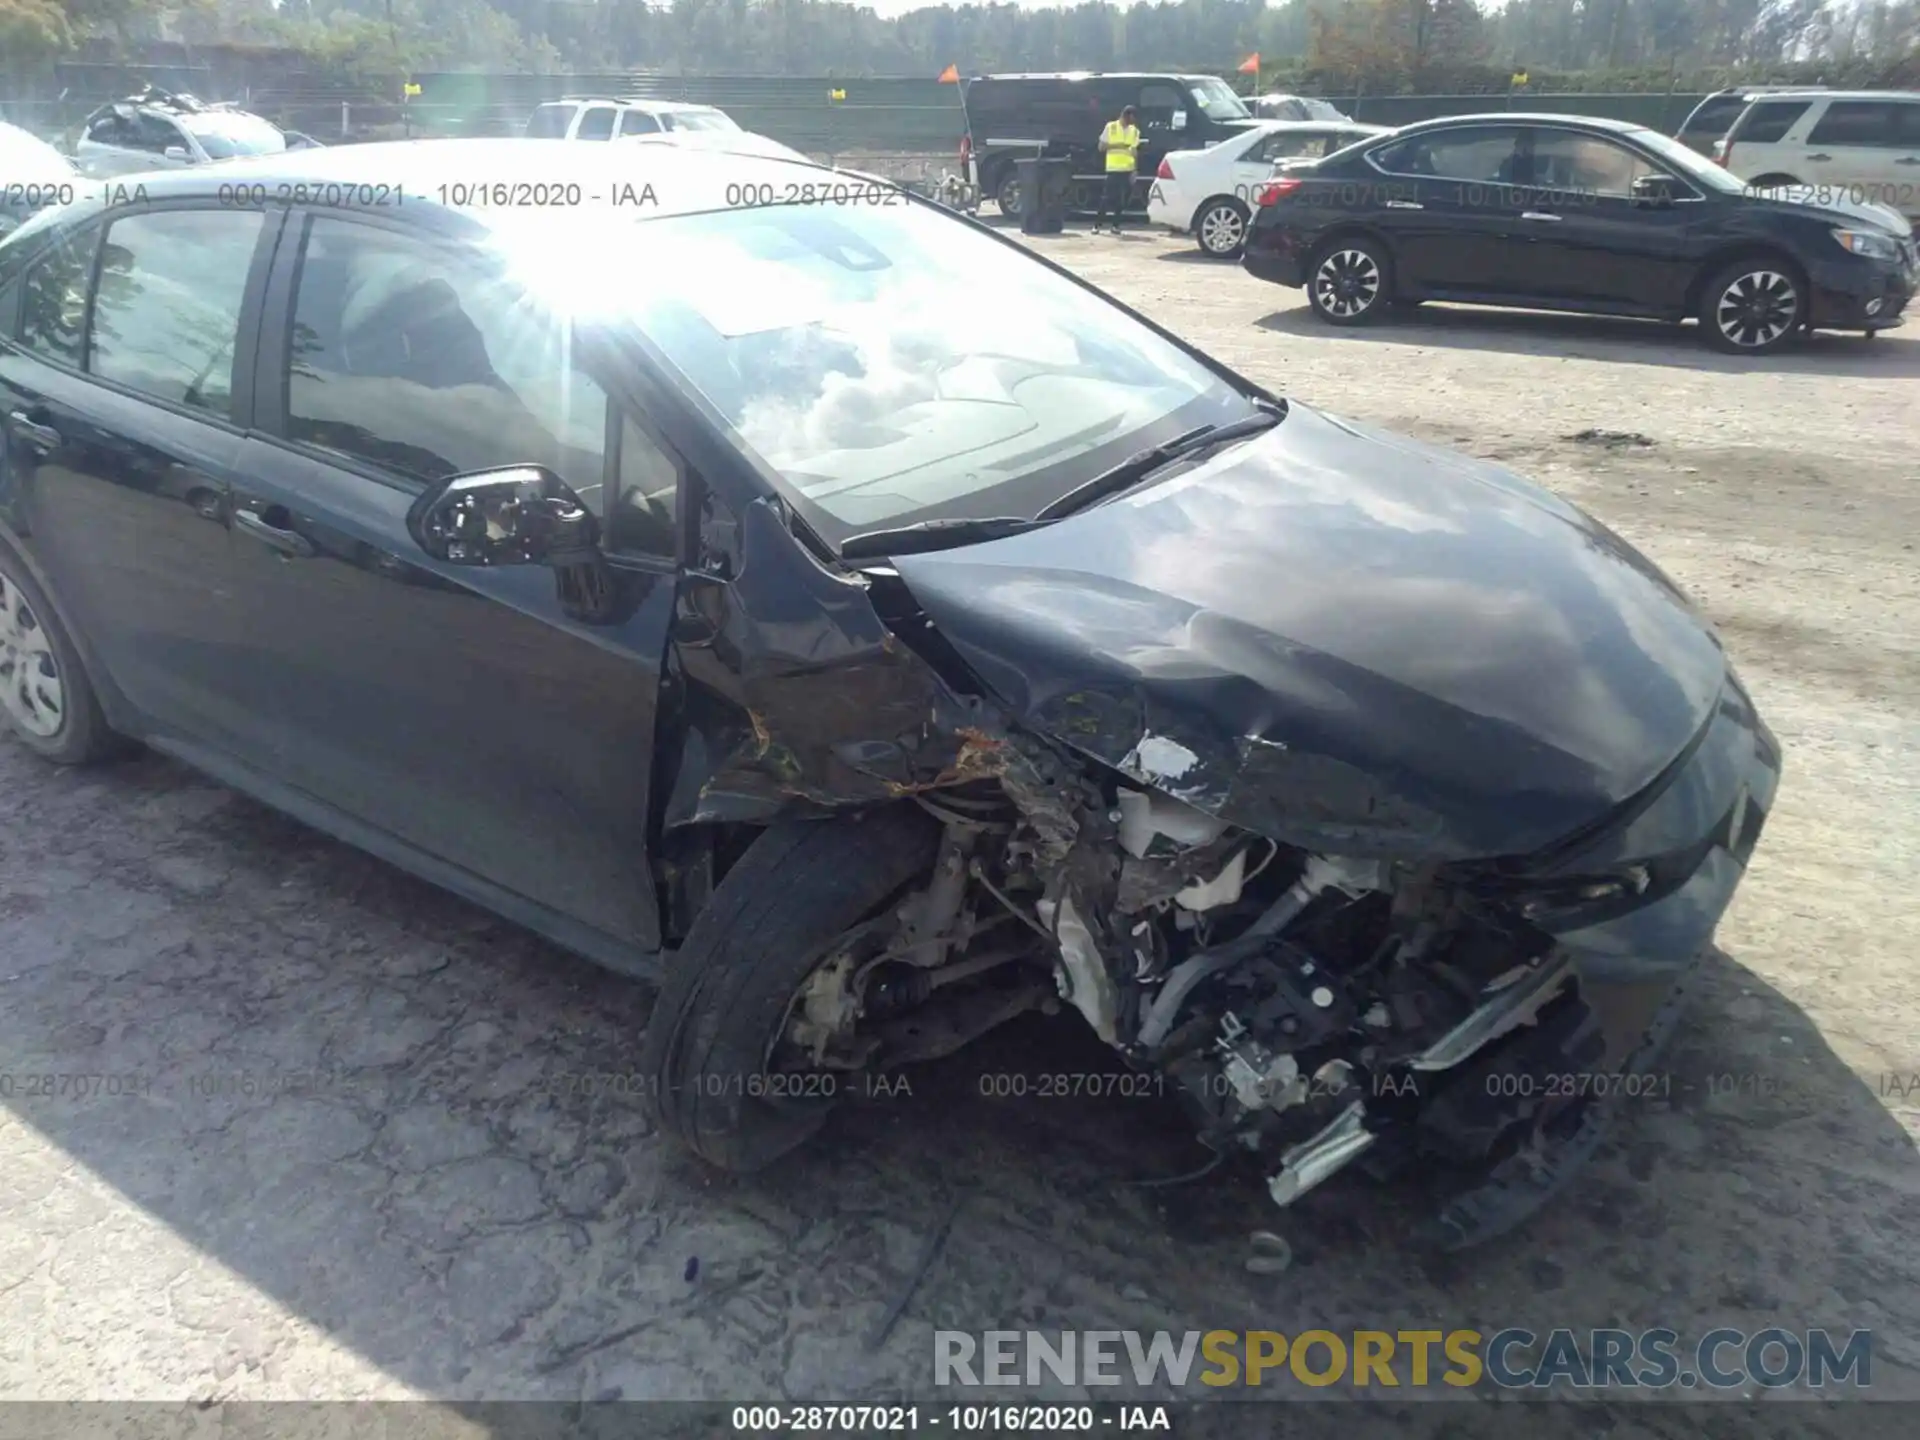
[149,734,665,983]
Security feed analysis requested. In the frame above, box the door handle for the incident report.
[6,410,61,453]
[1384,200,1423,210]
[234,507,318,558]
[1520,211,1562,222]
[1806,153,1832,162]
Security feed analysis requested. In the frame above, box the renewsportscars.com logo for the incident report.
[934,1328,1873,1391]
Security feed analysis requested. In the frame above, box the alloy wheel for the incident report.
[1199,204,1246,256]
[1714,270,1798,350]
[1313,249,1382,318]
[0,566,65,739]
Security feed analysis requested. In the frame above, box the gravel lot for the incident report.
[2,225,1917,1431]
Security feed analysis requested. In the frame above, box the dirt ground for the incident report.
[2,224,1917,1432]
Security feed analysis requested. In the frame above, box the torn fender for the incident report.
[661,496,1007,829]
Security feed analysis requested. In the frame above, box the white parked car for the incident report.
[1147,119,1389,256]
[619,129,811,166]
[73,90,295,179]
[527,98,749,142]
[526,97,809,164]
[1713,90,1920,218]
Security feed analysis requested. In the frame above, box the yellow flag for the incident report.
[829,87,847,102]
[1511,71,1529,87]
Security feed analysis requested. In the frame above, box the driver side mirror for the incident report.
[163,145,190,161]
[1170,110,1188,131]
[407,465,600,567]
[1631,173,1678,205]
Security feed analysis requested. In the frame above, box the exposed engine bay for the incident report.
[773,730,1628,1241]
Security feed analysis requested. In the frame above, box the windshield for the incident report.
[666,109,739,133]
[558,201,1253,543]
[177,111,286,160]
[1190,78,1252,122]
[1624,128,1746,194]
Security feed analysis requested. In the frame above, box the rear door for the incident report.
[1798,100,1909,199]
[233,208,680,954]
[1366,125,1532,296]
[0,200,292,760]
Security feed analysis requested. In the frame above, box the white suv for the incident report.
[1715,90,1920,217]
[73,90,303,179]
[525,99,746,141]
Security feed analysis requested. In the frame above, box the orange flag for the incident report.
[1237,53,1260,74]
[938,64,960,83]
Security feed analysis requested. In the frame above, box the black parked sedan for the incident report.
[1243,113,1916,354]
[0,141,1779,1247]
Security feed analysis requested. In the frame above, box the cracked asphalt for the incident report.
[2,227,1917,1435]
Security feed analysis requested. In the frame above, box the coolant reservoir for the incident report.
[1116,787,1229,859]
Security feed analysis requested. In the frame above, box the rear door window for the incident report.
[89,208,265,419]
[1896,102,1920,146]
[1732,99,1813,144]
[1373,126,1523,183]
[574,106,618,142]
[1807,101,1900,147]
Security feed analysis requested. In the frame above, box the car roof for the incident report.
[1391,112,1652,136]
[970,72,1211,82]
[551,97,718,112]
[1741,88,1920,101]
[70,138,844,225]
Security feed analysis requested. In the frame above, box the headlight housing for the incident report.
[1832,227,1900,261]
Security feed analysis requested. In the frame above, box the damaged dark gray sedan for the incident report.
[0,142,1779,1248]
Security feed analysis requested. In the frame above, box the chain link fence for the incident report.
[3,62,1710,178]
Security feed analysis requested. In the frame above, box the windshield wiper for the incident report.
[839,514,1050,560]
[1034,407,1282,522]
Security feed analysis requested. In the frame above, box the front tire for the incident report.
[641,806,942,1172]
[1194,198,1249,258]
[1699,258,1805,355]
[1306,238,1392,325]
[0,540,119,765]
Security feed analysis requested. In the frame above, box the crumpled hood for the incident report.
[891,402,1727,862]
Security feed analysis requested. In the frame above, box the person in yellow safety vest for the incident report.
[1094,104,1139,235]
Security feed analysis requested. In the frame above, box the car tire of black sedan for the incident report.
[1699,258,1806,356]
[1306,238,1392,325]
[1194,198,1249,258]
[641,805,942,1173]
[0,539,120,765]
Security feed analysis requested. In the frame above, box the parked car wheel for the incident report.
[1194,198,1250,258]
[1306,238,1392,325]
[642,805,941,1172]
[0,541,119,764]
[1699,258,1805,355]
[993,169,1024,219]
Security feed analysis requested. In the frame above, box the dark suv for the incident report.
[1241,113,1915,354]
[962,72,1260,217]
